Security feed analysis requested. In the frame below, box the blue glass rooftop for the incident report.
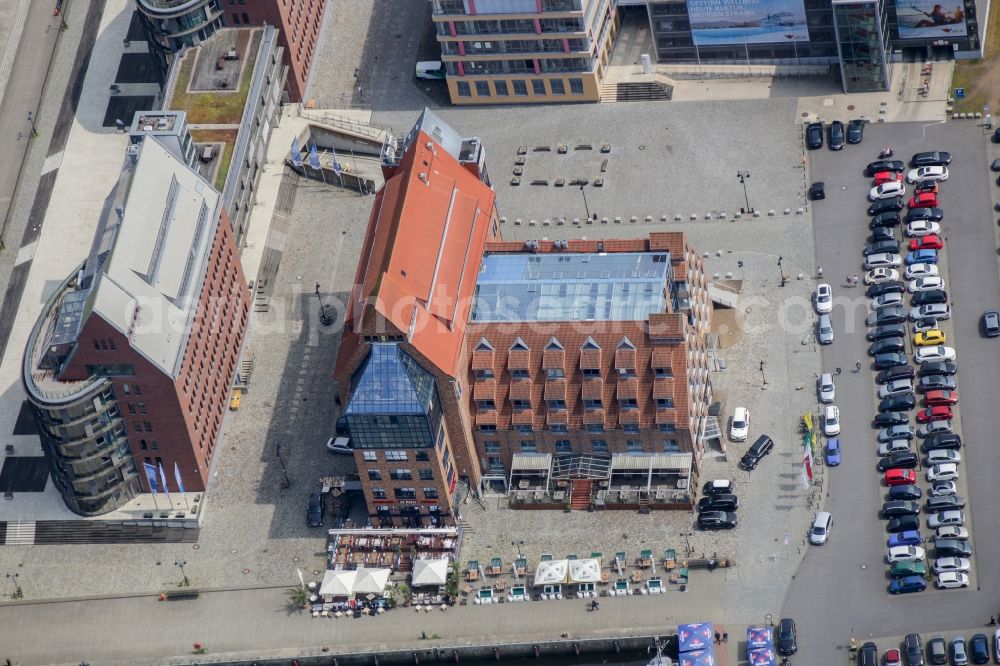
[471,252,669,322]
[345,343,437,416]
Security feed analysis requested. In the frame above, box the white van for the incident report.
[415,61,446,81]
[809,512,832,545]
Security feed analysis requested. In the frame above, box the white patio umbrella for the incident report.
[533,559,569,586]
[319,569,356,597]
[352,567,391,595]
[568,558,602,584]
[411,558,449,587]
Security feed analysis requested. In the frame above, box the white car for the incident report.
[906,220,941,237]
[928,510,965,528]
[886,545,926,563]
[910,304,950,321]
[730,407,750,442]
[925,449,961,465]
[865,268,900,285]
[869,182,906,200]
[823,405,840,436]
[932,557,971,574]
[879,440,911,456]
[912,319,939,334]
[935,572,970,589]
[817,373,835,403]
[809,511,832,545]
[935,526,969,540]
[879,379,914,398]
[865,253,902,270]
[904,263,939,280]
[871,293,904,309]
[915,345,956,363]
[907,166,949,183]
[908,276,944,293]
[814,283,833,314]
[930,481,958,497]
[325,437,353,455]
[918,421,953,438]
[927,463,959,482]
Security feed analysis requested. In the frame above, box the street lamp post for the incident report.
[579,183,592,221]
[175,560,189,587]
[275,444,291,489]
[27,111,38,139]
[6,572,22,598]
[737,260,745,281]
[511,540,524,558]
[759,360,767,386]
[736,170,752,213]
[777,255,786,287]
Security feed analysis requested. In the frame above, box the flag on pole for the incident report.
[308,140,321,169]
[297,568,305,588]
[800,463,810,489]
[802,448,813,480]
[144,462,159,493]
[290,137,303,167]
[173,462,186,494]
[158,462,171,497]
[331,146,342,175]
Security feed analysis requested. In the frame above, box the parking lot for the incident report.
[784,121,1000,662]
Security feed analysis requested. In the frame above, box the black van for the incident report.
[777,617,798,655]
[739,434,774,471]
[697,494,739,513]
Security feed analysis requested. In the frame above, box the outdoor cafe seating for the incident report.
[540,584,563,600]
[488,557,503,576]
[466,560,480,582]
[512,557,527,577]
[609,579,631,596]
[644,578,664,595]
[638,549,654,568]
[474,588,495,605]
[506,585,528,602]
[575,582,597,598]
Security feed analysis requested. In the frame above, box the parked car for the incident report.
[924,389,958,406]
[935,539,973,558]
[935,527,969,542]
[826,438,841,466]
[928,510,965,529]
[918,420,953,438]
[888,515,920,533]
[814,283,833,314]
[908,276,944,293]
[847,118,864,143]
[865,240,902,256]
[950,637,969,666]
[697,494,739,513]
[858,642,880,666]
[730,406,750,442]
[888,529,923,546]
[828,121,845,150]
[909,235,943,251]
[936,572,970,590]
[869,337,905,356]
[739,435,774,471]
[923,432,961,451]
[913,180,940,195]
[925,495,965,513]
[929,481,958,497]
[918,362,956,378]
[911,151,952,167]
[889,576,927,594]
[886,545,925,562]
[809,512,832,545]
[873,352,907,369]
[877,364,914,382]
[306,492,325,527]
[905,206,943,223]
[911,304,952,322]
[906,165,949,183]
[823,405,840,436]
[874,411,909,428]
[817,313,834,344]
[926,463,959,482]
[911,290,947,307]
[866,252,903,269]
[865,268,901,285]
[878,380,914,399]
[927,636,948,665]
[889,561,927,579]
[905,249,939,265]
[904,633,925,666]
[874,170,904,185]
[868,197,905,216]
[888,486,921,502]
[805,122,823,149]
[908,192,938,208]
[702,479,734,496]
[808,182,826,200]
[919,374,956,392]
[915,345,955,363]
[882,500,921,518]
[871,182,907,201]
[879,393,915,412]
[981,310,1000,337]
[925,449,960,465]
[870,211,902,229]
[326,436,353,455]
[698,510,738,530]
[867,280,905,298]
[871,225,896,242]
[905,220,941,237]
[868,306,906,327]
[871,292,905,309]
[905,263,939,280]
[916,406,953,423]
[879,439,912,456]
[969,634,989,664]
[865,159,905,176]
[877,452,918,471]
[912,317,941,334]
[885,468,917,486]
[818,373,835,403]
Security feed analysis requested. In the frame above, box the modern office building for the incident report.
[22,137,250,516]
[136,0,324,102]
[428,0,619,104]
[334,109,714,525]
[832,0,894,92]
[130,26,285,249]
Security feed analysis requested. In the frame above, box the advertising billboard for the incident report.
[688,0,810,46]
[896,0,967,39]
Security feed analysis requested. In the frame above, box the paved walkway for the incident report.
[0,573,740,665]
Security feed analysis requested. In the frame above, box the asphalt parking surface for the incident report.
[782,121,1000,663]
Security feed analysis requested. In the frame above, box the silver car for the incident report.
[817,314,834,345]
[818,373,835,403]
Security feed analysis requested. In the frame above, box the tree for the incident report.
[286,585,309,609]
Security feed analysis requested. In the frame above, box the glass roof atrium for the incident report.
[345,343,437,416]
[471,252,670,322]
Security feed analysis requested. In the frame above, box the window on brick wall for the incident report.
[479,424,497,433]
[368,470,382,481]
[623,424,640,434]
[483,441,500,454]
[546,368,565,379]
[520,440,536,452]
[389,469,412,480]
[515,424,532,434]
[656,398,675,408]
[384,451,407,461]
[626,439,643,452]
[419,469,434,481]
[363,451,377,462]
[590,439,608,452]
[547,399,566,410]
[423,487,439,499]
[510,369,530,380]
[372,487,386,499]
[550,424,568,434]
[586,423,604,434]
[662,439,680,452]
[394,488,416,500]
[554,440,572,453]
[475,369,494,380]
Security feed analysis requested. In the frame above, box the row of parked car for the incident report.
[856,151,973,595]
[858,631,1000,666]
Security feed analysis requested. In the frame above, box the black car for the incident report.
[993,131,1000,146]
[702,479,735,496]
[306,492,325,527]
[805,122,823,149]
[698,510,737,530]
[865,159,905,176]
[870,211,902,228]
[969,633,989,664]
[905,207,944,223]
[877,364,915,382]
[927,636,947,665]
[936,539,973,558]
[919,375,956,392]
[911,151,952,167]
[981,310,1000,337]
[874,411,909,427]
[869,337,905,356]
[847,118,865,143]
[905,633,925,666]
[869,306,906,326]
[739,434,774,471]
[828,121,845,150]
[925,495,965,512]
[335,415,349,436]
[697,493,739,512]
[870,226,896,243]
[882,500,920,517]
[912,290,948,306]
[777,618,797,656]
[913,179,940,194]
[868,324,906,342]
[868,198,905,216]
[858,642,879,666]
[880,393,916,412]
[918,361,956,377]
[888,515,920,532]
[877,452,919,472]
[992,157,1000,169]
[864,240,901,256]
[922,433,961,451]
[808,182,825,200]
[867,281,905,298]
[889,484,922,501]
[874,352,907,370]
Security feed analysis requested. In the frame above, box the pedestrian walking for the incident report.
[853,274,860,286]
[714,632,721,645]
[835,367,842,375]
[817,266,823,278]
[989,615,996,625]
[854,360,862,372]
[722,632,729,643]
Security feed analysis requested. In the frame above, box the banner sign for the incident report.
[689,0,809,45]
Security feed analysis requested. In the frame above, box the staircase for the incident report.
[0,521,200,545]
[638,493,651,514]
[4,521,35,546]
[600,81,671,103]
[708,281,740,309]
[570,480,592,510]
[703,415,722,441]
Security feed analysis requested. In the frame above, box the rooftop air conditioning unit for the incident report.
[524,240,539,251]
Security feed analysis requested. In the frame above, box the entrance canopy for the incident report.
[533,559,569,586]
[568,558,602,583]
[319,569,357,597]
[353,567,391,595]
[411,558,449,587]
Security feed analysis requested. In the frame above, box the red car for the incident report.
[909,234,943,251]
[884,648,901,666]
[916,405,953,423]
[924,389,958,406]
[885,469,917,486]
[874,171,904,185]
[908,192,938,208]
